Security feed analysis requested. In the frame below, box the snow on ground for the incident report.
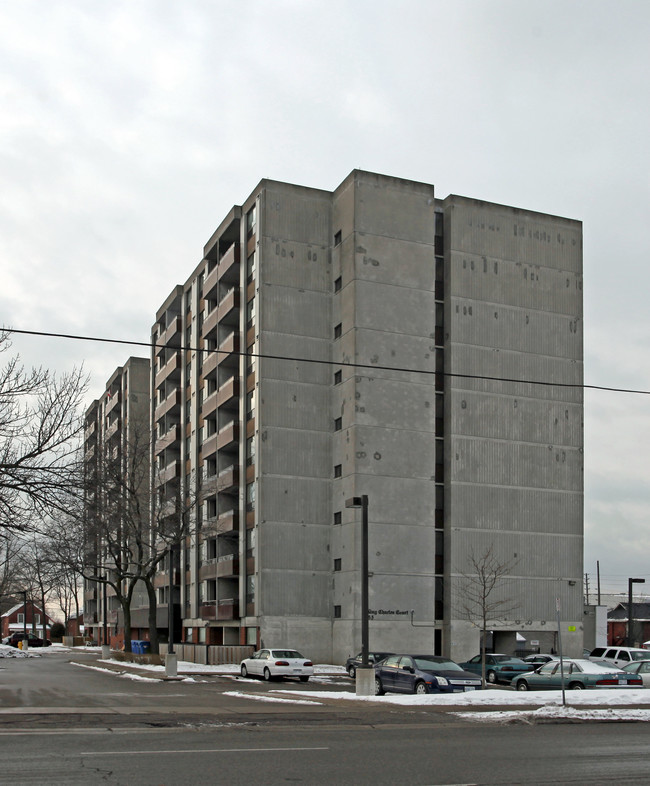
[223,691,322,706]
[0,643,39,658]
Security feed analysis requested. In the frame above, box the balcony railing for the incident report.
[155,352,181,389]
[155,315,182,356]
[217,243,240,284]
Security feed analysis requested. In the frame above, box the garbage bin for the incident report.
[141,641,151,654]
[131,640,141,654]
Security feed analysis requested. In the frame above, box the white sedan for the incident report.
[240,648,314,682]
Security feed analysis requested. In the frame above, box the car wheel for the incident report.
[516,680,529,691]
[569,681,585,690]
[347,665,356,679]
[240,664,248,678]
[414,681,428,695]
[487,670,497,684]
[375,677,385,696]
[299,676,309,682]
[263,667,272,681]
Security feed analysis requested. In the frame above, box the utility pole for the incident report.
[584,573,590,605]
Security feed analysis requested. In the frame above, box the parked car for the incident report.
[588,646,650,669]
[374,654,482,695]
[622,660,650,687]
[6,632,51,648]
[514,658,643,691]
[458,653,530,684]
[345,651,394,678]
[522,654,559,667]
[240,648,313,682]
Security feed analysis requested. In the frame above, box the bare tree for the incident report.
[0,330,88,534]
[0,533,26,610]
[456,545,519,686]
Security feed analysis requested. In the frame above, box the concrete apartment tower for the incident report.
[149,170,582,663]
[83,356,151,647]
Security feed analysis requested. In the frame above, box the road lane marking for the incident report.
[81,746,330,756]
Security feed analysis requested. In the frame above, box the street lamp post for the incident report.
[22,590,28,651]
[627,578,646,647]
[345,495,372,696]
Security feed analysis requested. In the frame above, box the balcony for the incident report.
[202,304,220,339]
[218,243,240,284]
[155,390,182,421]
[203,261,219,299]
[217,288,239,326]
[154,424,181,456]
[217,421,239,451]
[156,316,182,356]
[217,464,238,494]
[216,331,240,368]
[84,444,96,463]
[217,376,239,409]
[204,509,238,535]
[158,460,181,485]
[155,352,181,389]
[84,421,97,441]
[217,598,239,621]
[202,432,218,459]
[105,391,120,415]
[202,349,219,380]
[200,601,218,621]
[202,389,218,417]
[105,419,120,441]
[217,554,239,578]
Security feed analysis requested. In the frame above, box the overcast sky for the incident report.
[2,0,649,596]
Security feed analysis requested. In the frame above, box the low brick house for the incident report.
[1,601,54,640]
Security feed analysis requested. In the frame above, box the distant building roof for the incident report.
[608,602,650,622]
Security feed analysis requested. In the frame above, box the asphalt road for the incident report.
[1,649,649,785]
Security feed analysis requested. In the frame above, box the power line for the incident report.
[6,326,650,395]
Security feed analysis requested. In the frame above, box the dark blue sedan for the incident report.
[374,654,483,695]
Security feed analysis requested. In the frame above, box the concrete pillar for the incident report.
[101,644,111,660]
[165,652,178,678]
[355,666,375,696]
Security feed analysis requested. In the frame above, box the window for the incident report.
[17,613,24,624]
[246,482,256,511]
[247,206,257,238]
[334,558,341,572]
[334,464,342,478]
[247,252,256,283]
[334,417,342,431]
[246,391,255,421]
[246,436,256,466]
[334,230,342,246]
[334,323,342,340]
[246,575,255,604]
[334,605,342,618]
[334,370,342,385]
[334,276,342,292]
[246,298,255,329]
[333,511,341,525]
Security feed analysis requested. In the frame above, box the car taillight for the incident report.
[628,678,643,685]
[502,667,513,671]
[303,661,313,667]
[274,660,290,666]
[596,679,617,685]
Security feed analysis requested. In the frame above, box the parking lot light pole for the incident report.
[345,495,372,696]
[627,578,646,647]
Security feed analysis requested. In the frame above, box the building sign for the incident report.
[368,609,410,620]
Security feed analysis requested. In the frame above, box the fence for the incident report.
[159,643,254,665]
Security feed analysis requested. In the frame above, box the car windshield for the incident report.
[271,650,303,659]
[414,657,462,671]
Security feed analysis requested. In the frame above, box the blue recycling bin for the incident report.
[140,641,151,654]
[131,640,141,654]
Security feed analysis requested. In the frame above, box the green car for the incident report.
[514,658,643,691]
[458,654,530,684]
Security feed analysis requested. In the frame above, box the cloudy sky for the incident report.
[2,0,649,595]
